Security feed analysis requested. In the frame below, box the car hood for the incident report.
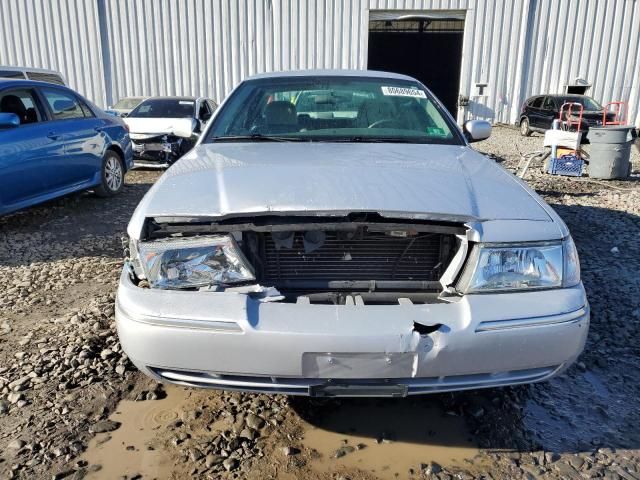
[124,117,196,139]
[128,142,560,240]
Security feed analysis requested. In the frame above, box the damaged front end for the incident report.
[117,211,589,396]
[130,133,195,167]
[126,212,469,306]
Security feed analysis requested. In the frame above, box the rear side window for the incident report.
[40,88,92,120]
[0,70,27,79]
[0,89,43,125]
[530,97,543,108]
[542,97,556,109]
[26,71,65,86]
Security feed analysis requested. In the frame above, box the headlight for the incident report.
[137,235,255,289]
[459,238,580,293]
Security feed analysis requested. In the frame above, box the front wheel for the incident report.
[95,150,124,197]
[520,117,532,136]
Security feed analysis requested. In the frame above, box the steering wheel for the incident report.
[368,119,402,129]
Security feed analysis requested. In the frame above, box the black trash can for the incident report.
[587,126,634,179]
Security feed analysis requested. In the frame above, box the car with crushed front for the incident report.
[124,96,217,168]
[116,70,589,397]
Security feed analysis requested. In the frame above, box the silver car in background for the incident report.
[106,96,148,117]
[116,70,589,397]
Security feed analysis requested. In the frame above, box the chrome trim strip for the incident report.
[160,371,311,389]
[476,306,588,332]
[151,365,560,396]
[116,302,243,332]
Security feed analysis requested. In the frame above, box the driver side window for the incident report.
[0,89,43,126]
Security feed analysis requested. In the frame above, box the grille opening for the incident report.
[242,224,460,303]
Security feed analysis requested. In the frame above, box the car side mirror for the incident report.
[0,112,20,128]
[463,120,492,142]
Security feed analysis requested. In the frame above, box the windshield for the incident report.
[128,98,195,118]
[113,97,145,109]
[558,96,602,111]
[205,76,462,144]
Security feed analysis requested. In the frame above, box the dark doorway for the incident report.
[368,18,464,116]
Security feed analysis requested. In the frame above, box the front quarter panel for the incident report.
[100,114,133,170]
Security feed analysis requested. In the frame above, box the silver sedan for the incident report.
[116,70,588,397]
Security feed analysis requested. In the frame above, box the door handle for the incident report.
[47,131,60,140]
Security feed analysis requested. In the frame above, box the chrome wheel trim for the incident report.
[520,119,528,135]
[105,156,123,191]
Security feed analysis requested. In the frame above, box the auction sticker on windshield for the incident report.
[381,86,427,98]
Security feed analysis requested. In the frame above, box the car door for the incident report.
[0,87,65,212]
[527,96,544,128]
[38,87,106,190]
[538,96,558,130]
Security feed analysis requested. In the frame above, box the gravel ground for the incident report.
[0,127,639,480]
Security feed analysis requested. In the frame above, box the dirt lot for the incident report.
[1,127,639,480]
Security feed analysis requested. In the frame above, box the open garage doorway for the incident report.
[367,15,465,117]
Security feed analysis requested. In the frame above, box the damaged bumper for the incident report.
[130,135,194,167]
[115,269,589,396]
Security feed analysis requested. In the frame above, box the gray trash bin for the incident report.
[587,126,633,179]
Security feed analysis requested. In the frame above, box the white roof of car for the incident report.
[246,69,417,81]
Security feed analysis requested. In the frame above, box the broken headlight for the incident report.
[137,235,255,289]
[459,238,580,293]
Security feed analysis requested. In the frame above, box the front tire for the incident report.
[95,150,124,197]
[520,117,532,136]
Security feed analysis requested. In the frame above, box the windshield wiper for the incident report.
[330,136,429,144]
[211,134,304,142]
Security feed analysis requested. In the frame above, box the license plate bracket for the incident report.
[309,382,408,398]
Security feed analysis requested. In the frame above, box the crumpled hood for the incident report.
[124,117,195,139]
[129,142,559,239]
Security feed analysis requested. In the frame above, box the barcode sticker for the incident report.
[381,86,426,98]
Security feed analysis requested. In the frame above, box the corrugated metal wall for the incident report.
[100,0,368,105]
[0,0,106,105]
[1,0,638,125]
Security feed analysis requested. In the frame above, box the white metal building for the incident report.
[1,0,639,125]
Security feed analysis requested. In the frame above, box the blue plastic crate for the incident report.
[548,154,584,176]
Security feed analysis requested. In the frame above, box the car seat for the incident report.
[356,100,396,128]
[403,101,436,131]
[263,101,298,134]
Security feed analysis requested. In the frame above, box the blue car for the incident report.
[0,79,133,216]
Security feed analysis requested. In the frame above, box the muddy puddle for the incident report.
[82,384,481,480]
[81,385,192,479]
[299,398,481,479]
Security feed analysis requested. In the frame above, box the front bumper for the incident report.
[116,269,589,396]
[131,139,180,167]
